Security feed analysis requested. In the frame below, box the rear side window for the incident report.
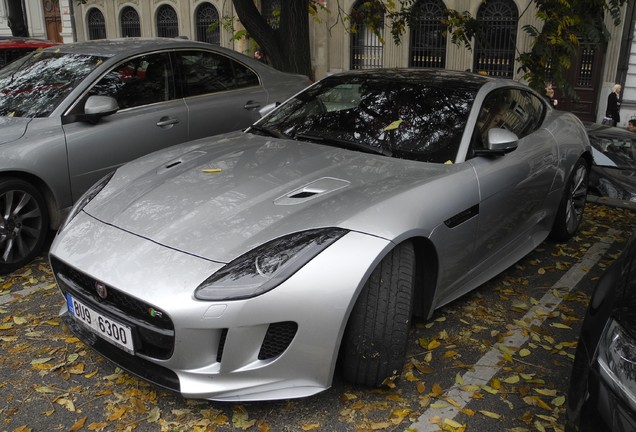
[176,50,259,97]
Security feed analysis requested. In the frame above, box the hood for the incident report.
[85,132,452,262]
[0,116,30,144]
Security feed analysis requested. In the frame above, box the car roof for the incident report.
[39,37,236,59]
[327,68,501,87]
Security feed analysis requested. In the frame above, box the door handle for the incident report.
[156,117,179,128]
[244,100,261,110]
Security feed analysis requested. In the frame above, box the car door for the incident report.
[175,49,267,140]
[468,88,558,270]
[61,52,188,201]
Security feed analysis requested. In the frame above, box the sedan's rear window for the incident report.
[258,75,478,163]
[0,51,105,118]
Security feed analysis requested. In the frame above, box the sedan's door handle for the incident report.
[244,100,261,111]
[156,117,180,128]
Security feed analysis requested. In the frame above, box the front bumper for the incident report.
[50,212,392,401]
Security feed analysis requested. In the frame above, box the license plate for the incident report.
[66,293,135,354]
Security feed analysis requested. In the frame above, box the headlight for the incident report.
[58,171,114,232]
[597,318,636,411]
[195,228,348,301]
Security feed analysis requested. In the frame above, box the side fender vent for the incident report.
[258,321,298,360]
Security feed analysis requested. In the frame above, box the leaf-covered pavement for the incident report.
[1,203,634,432]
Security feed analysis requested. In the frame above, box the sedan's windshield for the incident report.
[256,75,478,163]
[0,51,105,118]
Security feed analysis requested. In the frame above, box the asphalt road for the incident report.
[1,202,635,432]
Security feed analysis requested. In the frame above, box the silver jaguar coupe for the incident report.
[50,69,591,401]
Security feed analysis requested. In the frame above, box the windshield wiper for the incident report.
[294,133,392,157]
[246,124,286,139]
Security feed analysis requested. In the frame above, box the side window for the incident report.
[473,88,545,148]
[89,53,174,110]
[514,90,545,137]
[177,50,259,97]
[234,61,260,88]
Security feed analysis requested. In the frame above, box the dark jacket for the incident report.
[606,91,621,125]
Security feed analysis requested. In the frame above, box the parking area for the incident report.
[1,201,635,432]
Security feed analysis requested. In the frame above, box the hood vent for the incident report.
[156,151,207,175]
[275,177,350,205]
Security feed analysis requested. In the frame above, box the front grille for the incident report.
[258,321,298,360]
[50,256,175,359]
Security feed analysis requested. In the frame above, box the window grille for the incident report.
[156,5,179,38]
[120,6,141,38]
[409,0,447,68]
[473,0,518,78]
[350,0,384,70]
[195,3,220,44]
[576,45,596,88]
[87,8,106,40]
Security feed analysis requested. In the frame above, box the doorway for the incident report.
[557,42,605,122]
[42,0,63,42]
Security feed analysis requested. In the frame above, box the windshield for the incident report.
[257,75,478,163]
[590,135,636,169]
[0,51,105,118]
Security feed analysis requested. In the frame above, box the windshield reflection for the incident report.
[0,51,105,118]
[258,75,477,163]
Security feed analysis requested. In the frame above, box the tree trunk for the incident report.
[232,0,313,78]
[6,0,29,37]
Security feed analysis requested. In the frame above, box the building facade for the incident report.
[1,0,635,126]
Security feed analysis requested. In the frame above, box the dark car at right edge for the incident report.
[567,230,636,431]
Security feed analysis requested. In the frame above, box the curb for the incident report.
[587,195,636,211]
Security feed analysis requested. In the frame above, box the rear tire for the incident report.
[550,157,589,242]
[0,178,49,274]
[340,241,415,386]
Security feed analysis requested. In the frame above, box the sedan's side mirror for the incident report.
[84,95,119,118]
[474,128,519,157]
[62,95,120,125]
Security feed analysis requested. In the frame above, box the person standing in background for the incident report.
[606,84,622,127]
[545,86,558,108]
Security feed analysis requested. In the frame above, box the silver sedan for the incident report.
[0,37,310,273]
[50,69,591,401]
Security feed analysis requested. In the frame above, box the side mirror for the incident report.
[474,128,519,157]
[84,95,119,117]
[62,95,120,125]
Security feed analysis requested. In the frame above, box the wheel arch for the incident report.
[411,235,439,320]
[0,171,62,230]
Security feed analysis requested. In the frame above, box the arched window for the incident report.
[120,6,141,38]
[87,8,106,40]
[261,0,281,30]
[156,5,179,38]
[409,0,447,68]
[350,0,384,70]
[195,3,220,44]
[473,0,518,78]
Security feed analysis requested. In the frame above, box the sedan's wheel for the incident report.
[0,179,49,274]
[340,241,415,387]
[550,157,589,241]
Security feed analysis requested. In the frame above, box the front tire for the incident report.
[340,241,415,387]
[0,178,49,274]
[550,157,589,241]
